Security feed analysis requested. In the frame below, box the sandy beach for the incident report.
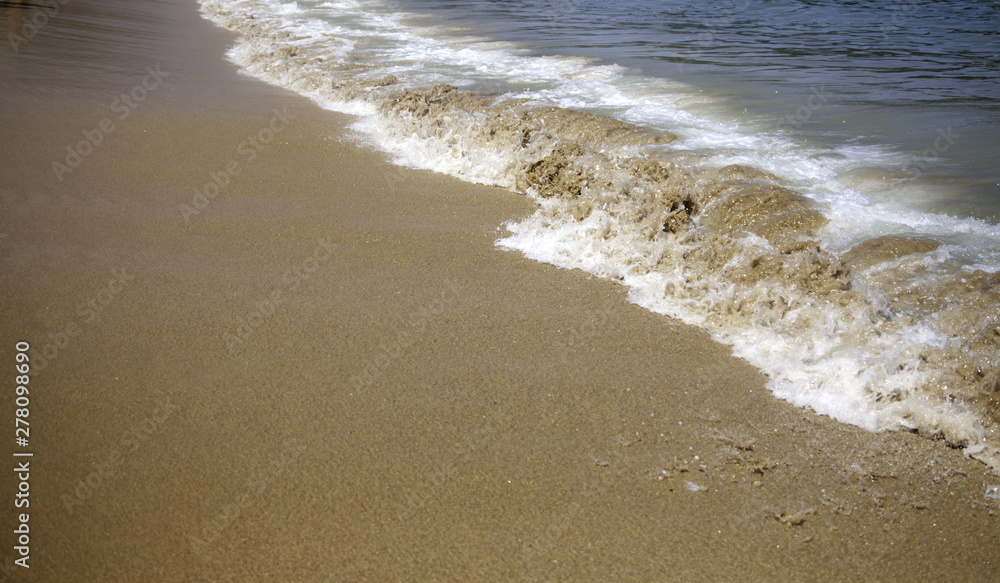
[1,0,998,580]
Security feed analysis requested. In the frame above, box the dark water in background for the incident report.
[398,0,1000,221]
[197,0,1000,469]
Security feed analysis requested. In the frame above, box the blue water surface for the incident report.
[398,0,1000,220]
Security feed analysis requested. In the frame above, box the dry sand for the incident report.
[0,0,998,581]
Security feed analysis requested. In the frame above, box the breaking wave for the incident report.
[199,0,1000,471]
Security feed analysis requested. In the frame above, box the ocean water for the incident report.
[400,0,1000,221]
[198,0,1000,471]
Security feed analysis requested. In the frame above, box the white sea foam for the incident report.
[199,0,1000,472]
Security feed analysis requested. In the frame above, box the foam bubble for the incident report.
[198,0,1000,473]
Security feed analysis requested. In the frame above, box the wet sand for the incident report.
[0,0,998,581]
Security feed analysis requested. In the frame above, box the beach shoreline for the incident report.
[1,0,999,580]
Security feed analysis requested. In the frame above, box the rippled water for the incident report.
[399,0,1000,220]
[197,0,1000,472]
